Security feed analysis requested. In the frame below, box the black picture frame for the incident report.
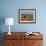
[18,9,36,23]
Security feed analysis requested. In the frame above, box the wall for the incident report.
[0,0,46,32]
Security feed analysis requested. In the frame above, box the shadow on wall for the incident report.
[0,16,5,32]
[0,16,5,46]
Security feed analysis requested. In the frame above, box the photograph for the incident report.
[18,9,36,23]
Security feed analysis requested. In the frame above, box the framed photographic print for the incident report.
[18,9,36,23]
